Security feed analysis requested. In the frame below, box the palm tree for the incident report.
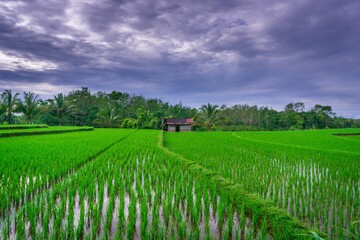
[0,102,4,119]
[18,92,40,123]
[0,99,5,124]
[50,93,72,126]
[136,108,157,129]
[93,105,121,127]
[1,89,20,124]
[197,103,223,130]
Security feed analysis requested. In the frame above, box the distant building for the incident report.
[163,118,194,132]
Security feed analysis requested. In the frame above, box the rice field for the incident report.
[165,129,360,239]
[0,128,359,239]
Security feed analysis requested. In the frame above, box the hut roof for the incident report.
[163,118,194,125]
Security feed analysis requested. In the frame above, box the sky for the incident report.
[0,0,359,118]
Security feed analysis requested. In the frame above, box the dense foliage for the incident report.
[0,87,359,130]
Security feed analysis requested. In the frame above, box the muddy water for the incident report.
[20,183,258,238]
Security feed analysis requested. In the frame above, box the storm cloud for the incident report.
[0,0,359,118]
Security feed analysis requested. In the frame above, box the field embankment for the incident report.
[0,124,48,130]
[332,133,360,136]
[0,126,94,138]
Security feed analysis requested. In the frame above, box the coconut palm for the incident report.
[0,102,4,119]
[0,104,5,116]
[196,103,224,130]
[50,93,73,126]
[18,92,40,123]
[1,89,20,124]
[136,108,158,129]
[93,105,121,128]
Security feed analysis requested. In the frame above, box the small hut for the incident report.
[163,118,194,132]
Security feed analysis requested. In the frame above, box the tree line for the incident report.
[0,87,359,130]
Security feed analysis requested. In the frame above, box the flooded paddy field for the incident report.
[1,128,359,239]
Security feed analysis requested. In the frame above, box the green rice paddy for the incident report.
[0,128,358,239]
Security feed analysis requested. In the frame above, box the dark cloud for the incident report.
[0,0,359,118]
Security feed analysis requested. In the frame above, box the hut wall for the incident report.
[167,125,176,132]
[180,125,191,131]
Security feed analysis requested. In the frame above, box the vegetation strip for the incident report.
[158,131,324,239]
[0,126,94,138]
[332,133,360,136]
[0,124,48,130]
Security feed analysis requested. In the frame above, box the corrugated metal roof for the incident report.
[163,118,194,125]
